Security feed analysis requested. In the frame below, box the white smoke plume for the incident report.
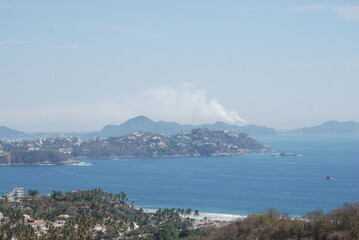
[1,84,247,132]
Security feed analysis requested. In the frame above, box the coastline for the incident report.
[0,159,78,167]
[72,149,269,160]
[142,208,246,222]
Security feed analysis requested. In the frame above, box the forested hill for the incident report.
[73,128,268,158]
[0,150,74,166]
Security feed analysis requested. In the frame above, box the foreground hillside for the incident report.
[0,189,194,239]
[190,203,359,240]
[73,128,268,158]
[1,189,358,240]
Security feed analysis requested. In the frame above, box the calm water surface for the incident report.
[1,134,358,216]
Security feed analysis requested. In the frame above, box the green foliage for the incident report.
[27,189,39,197]
[188,203,359,240]
[0,189,194,239]
[154,228,178,240]
[2,188,358,240]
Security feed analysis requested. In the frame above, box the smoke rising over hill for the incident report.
[1,84,246,132]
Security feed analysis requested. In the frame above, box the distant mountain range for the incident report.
[0,126,30,140]
[88,116,277,138]
[286,121,359,135]
[1,118,358,140]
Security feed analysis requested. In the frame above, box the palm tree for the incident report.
[185,208,192,216]
[180,208,185,216]
[119,191,127,204]
[27,189,39,198]
[194,210,199,216]
[51,190,63,201]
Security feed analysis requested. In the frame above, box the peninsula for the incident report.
[73,128,268,158]
[0,129,268,165]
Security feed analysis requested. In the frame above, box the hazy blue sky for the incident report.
[1,0,358,132]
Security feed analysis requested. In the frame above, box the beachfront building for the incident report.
[6,187,24,201]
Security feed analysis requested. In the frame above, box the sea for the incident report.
[1,134,358,217]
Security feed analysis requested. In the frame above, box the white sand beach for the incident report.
[192,212,246,221]
[142,208,246,222]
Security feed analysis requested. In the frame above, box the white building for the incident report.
[6,187,24,201]
[52,220,66,227]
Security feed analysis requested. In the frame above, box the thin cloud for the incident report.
[289,4,323,12]
[0,41,81,49]
[288,63,314,70]
[319,58,331,63]
[343,57,359,68]
[0,41,27,45]
[0,1,62,9]
[289,3,359,21]
[183,41,196,46]
[100,26,163,40]
[35,43,82,49]
[338,4,359,21]
[1,85,247,132]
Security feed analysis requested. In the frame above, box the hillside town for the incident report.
[0,129,268,165]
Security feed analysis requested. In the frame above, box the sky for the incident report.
[0,0,358,132]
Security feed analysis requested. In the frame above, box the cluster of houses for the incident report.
[1,212,106,234]
[0,137,81,156]
[0,210,107,235]
[23,214,69,231]
[0,187,107,235]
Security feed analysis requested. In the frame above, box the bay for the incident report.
[1,134,358,217]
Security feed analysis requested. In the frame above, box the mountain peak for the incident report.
[126,116,153,123]
[94,117,280,138]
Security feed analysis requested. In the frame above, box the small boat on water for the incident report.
[272,152,299,157]
[325,176,335,180]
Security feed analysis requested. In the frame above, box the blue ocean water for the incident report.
[0,134,358,216]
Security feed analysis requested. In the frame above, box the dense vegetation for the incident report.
[185,204,359,240]
[0,189,194,239]
[1,189,358,240]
